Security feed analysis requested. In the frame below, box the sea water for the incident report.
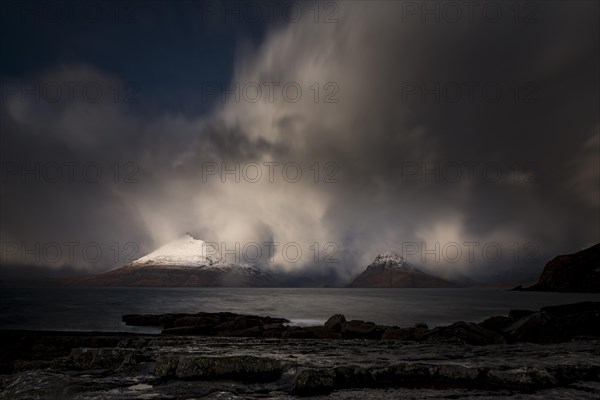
[1,287,599,333]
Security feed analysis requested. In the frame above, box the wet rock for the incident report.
[229,316,263,331]
[324,314,346,332]
[3,329,600,399]
[154,355,286,381]
[382,324,429,341]
[555,310,600,338]
[541,301,600,317]
[412,323,429,340]
[311,327,342,339]
[485,367,559,388]
[260,316,290,325]
[341,320,377,339]
[293,368,336,395]
[122,314,163,326]
[162,324,215,335]
[427,363,481,383]
[214,320,235,331]
[153,354,180,377]
[282,327,316,339]
[504,312,563,344]
[122,313,190,329]
[262,323,285,331]
[479,315,513,334]
[509,309,535,320]
[381,328,411,340]
[263,325,287,338]
[229,326,264,337]
[122,312,289,332]
[425,322,506,345]
[538,303,600,339]
[173,316,219,328]
[66,348,144,370]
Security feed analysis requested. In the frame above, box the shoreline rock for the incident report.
[2,302,600,398]
[2,331,600,399]
[121,301,600,345]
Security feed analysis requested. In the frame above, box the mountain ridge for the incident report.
[347,253,459,288]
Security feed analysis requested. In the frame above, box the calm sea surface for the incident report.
[1,287,599,333]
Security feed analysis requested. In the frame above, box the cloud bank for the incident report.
[1,1,598,284]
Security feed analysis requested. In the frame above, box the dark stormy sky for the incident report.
[0,0,598,284]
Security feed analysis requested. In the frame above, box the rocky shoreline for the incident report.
[121,301,600,345]
[1,302,600,399]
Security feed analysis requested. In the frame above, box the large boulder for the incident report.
[282,327,316,339]
[425,322,506,345]
[162,324,215,335]
[310,327,342,340]
[538,302,600,339]
[540,301,600,317]
[341,320,377,339]
[263,324,287,338]
[122,313,189,327]
[509,309,535,320]
[228,326,264,338]
[554,311,600,338]
[382,323,429,341]
[381,328,412,340]
[479,316,513,334]
[324,314,346,332]
[173,316,219,328]
[229,316,264,331]
[503,312,563,344]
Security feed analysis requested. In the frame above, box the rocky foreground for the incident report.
[1,302,600,399]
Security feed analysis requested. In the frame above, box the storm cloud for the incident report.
[0,1,598,284]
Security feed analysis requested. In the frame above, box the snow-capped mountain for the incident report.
[131,234,219,267]
[368,253,417,272]
[78,234,275,287]
[347,252,458,288]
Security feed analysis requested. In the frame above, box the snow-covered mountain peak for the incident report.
[131,234,217,266]
[370,252,415,271]
[86,234,276,287]
[130,234,272,277]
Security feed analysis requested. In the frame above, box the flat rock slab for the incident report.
[1,332,600,399]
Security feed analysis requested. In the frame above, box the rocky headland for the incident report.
[515,243,600,293]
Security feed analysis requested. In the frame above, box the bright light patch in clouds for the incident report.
[0,1,598,283]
